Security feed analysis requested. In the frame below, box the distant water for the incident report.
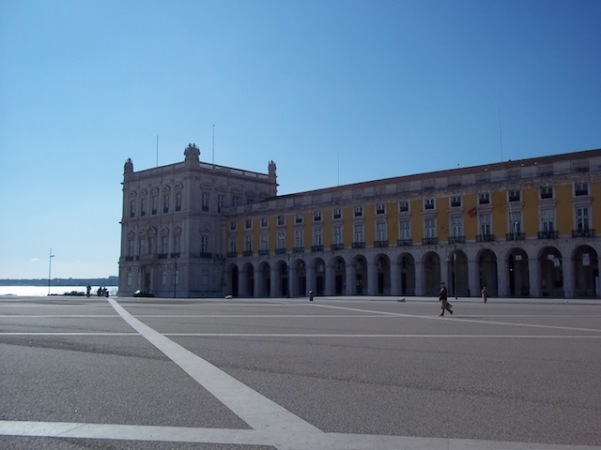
[0,285,118,297]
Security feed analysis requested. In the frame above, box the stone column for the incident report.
[270,266,279,298]
[469,257,480,298]
[306,263,315,297]
[346,263,355,296]
[367,262,377,296]
[529,257,540,297]
[415,259,423,296]
[391,260,400,296]
[239,267,247,298]
[562,255,573,298]
[289,265,297,298]
[325,263,335,296]
[497,257,509,297]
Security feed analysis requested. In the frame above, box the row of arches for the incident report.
[225,245,600,299]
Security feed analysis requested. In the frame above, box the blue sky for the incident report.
[1,0,600,280]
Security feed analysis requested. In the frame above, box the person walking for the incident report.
[481,286,488,304]
[439,281,453,316]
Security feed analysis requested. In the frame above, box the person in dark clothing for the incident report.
[439,282,453,316]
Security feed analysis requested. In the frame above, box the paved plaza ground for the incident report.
[1,295,600,450]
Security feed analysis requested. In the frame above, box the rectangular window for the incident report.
[175,192,182,211]
[232,195,241,206]
[217,195,224,213]
[333,226,343,244]
[313,228,323,246]
[140,198,146,216]
[576,207,590,230]
[314,210,322,222]
[163,194,170,213]
[354,224,364,242]
[376,222,387,241]
[425,218,436,238]
[575,182,589,196]
[277,215,285,226]
[295,213,303,224]
[230,221,237,231]
[399,201,409,212]
[130,199,136,218]
[540,186,553,200]
[424,198,435,210]
[245,219,252,229]
[478,192,490,205]
[376,203,386,214]
[333,208,342,219]
[541,209,555,232]
[295,230,303,248]
[509,212,522,235]
[139,238,146,256]
[173,235,181,253]
[261,217,268,227]
[229,236,237,254]
[451,216,463,237]
[260,234,268,250]
[354,206,363,217]
[244,235,252,251]
[151,196,158,215]
[509,190,521,202]
[200,235,209,253]
[399,220,411,240]
[201,192,209,211]
[277,232,286,249]
[161,235,169,254]
[128,239,135,257]
[450,196,461,208]
[479,214,491,236]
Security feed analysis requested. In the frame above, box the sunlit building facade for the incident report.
[119,146,601,299]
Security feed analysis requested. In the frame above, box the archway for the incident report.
[258,261,271,297]
[374,254,391,295]
[572,245,599,297]
[243,262,254,297]
[228,263,239,297]
[423,252,441,296]
[448,250,469,297]
[352,255,368,295]
[539,247,563,297]
[399,253,415,296]
[333,257,346,295]
[478,249,498,297]
[294,258,307,297]
[313,258,326,296]
[508,248,529,297]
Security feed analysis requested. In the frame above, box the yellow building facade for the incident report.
[223,148,601,299]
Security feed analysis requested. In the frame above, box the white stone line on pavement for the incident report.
[0,315,120,318]
[312,303,601,333]
[0,332,138,336]
[164,333,601,339]
[107,298,324,449]
[1,420,600,450]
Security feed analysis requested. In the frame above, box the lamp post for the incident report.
[47,248,55,296]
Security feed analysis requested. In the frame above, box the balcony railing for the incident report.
[227,251,237,257]
[275,248,287,255]
[258,249,270,256]
[572,228,595,238]
[448,236,465,244]
[352,242,365,249]
[422,237,438,245]
[293,247,305,253]
[538,230,558,240]
[374,240,389,248]
[505,233,525,241]
[311,245,324,252]
[242,250,253,257]
[330,243,344,251]
[397,239,413,247]
[476,234,495,242]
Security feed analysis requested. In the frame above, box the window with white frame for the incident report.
[175,192,182,211]
[333,226,343,244]
[541,209,555,231]
[540,186,553,199]
[244,235,252,251]
[261,217,268,227]
[508,190,521,202]
[451,216,463,237]
[354,224,364,242]
[478,192,490,205]
[376,222,387,241]
[425,218,436,238]
[201,192,209,211]
[354,206,363,217]
[139,238,146,255]
[479,214,491,236]
[217,194,224,212]
[230,221,236,231]
[173,234,181,253]
[245,219,252,229]
[128,238,135,257]
[333,208,342,219]
[295,230,303,248]
[277,215,285,226]
[277,232,286,249]
[163,193,170,213]
[509,211,521,235]
[151,195,158,214]
[450,196,461,208]
[130,199,136,217]
[399,200,409,212]
[314,210,322,222]
[376,203,386,214]
[229,236,237,253]
[424,198,435,210]
[575,182,589,196]
[576,207,590,230]
[399,220,411,240]
[140,197,147,216]
[313,228,323,246]
[260,234,268,250]
[161,235,168,254]
[295,212,303,224]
